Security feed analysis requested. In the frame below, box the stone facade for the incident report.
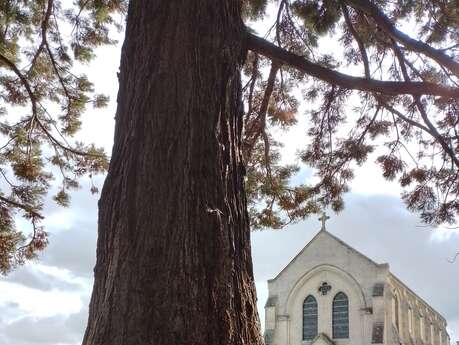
[264,229,450,345]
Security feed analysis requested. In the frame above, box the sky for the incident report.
[1,7,459,345]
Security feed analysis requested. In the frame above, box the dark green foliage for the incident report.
[246,137,320,229]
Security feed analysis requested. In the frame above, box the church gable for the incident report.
[269,230,385,288]
[264,225,449,345]
[265,229,391,332]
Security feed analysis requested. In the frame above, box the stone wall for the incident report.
[386,275,449,345]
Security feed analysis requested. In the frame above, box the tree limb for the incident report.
[0,53,103,158]
[0,195,44,219]
[343,0,459,78]
[341,4,370,78]
[244,62,279,162]
[29,0,54,71]
[246,32,459,98]
[391,42,459,169]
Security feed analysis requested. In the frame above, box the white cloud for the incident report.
[0,309,87,345]
[4,265,84,292]
[0,283,82,318]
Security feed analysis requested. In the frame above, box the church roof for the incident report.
[268,228,387,282]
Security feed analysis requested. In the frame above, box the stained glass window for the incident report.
[303,295,318,340]
[333,292,349,339]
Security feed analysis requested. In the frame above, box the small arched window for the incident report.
[303,295,318,340]
[333,292,349,339]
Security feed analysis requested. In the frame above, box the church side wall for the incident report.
[386,275,449,345]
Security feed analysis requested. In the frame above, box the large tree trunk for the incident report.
[82,1,263,344]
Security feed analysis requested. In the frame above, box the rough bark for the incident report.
[82,1,263,344]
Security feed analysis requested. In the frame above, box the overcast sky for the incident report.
[1,9,459,345]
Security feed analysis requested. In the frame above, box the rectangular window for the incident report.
[373,283,384,297]
[372,322,384,344]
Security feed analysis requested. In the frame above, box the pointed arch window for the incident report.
[303,295,318,340]
[333,292,349,339]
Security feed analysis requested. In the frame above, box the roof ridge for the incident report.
[268,228,323,281]
[268,228,385,282]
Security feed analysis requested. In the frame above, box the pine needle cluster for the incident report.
[0,0,126,274]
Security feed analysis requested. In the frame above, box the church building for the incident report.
[264,215,450,345]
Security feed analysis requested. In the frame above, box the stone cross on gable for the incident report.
[318,211,330,231]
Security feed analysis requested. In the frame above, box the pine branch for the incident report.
[244,62,279,161]
[0,53,104,159]
[448,252,459,263]
[245,32,459,98]
[29,0,54,71]
[340,4,441,159]
[343,0,459,78]
[391,42,459,169]
[342,7,459,174]
[341,3,370,78]
[0,195,44,219]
